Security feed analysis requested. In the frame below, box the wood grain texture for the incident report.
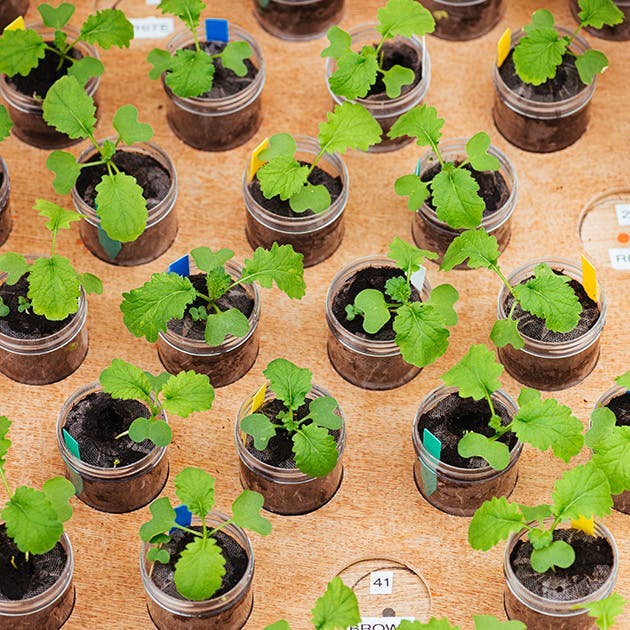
[0,0,627,628]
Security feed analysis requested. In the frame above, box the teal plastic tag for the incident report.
[414,158,422,177]
[421,428,441,497]
[423,428,442,460]
[62,429,81,460]
[97,226,122,259]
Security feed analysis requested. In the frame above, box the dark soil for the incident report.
[606,392,630,427]
[254,0,344,39]
[425,0,504,41]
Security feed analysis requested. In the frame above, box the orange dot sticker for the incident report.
[497,28,511,68]
[618,233,629,244]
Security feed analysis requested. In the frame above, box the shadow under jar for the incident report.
[326,256,429,390]
[56,382,169,514]
[0,529,75,630]
[243,135,348,267]
[424,0,505,41]
[412,138,517,265]
[158,258,261,387]
[161,24,264,151]
[493,28,595,153]
[497,258,606,391]
[504,522,618,629]
[253,0,344,41]
[72,140,178,266]
[0,23,100,149]
[0,265,88,385]
[0,1,29,30]
[141,514,254,630]
[235,383,345,515]
[0,157,11,247]
[325,24,431,152]
[569,0,630,41]
[412,386,521,517]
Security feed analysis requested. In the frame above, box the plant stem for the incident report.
[0,468,12,498]
[306,145,328,178]
[114,430,129,440]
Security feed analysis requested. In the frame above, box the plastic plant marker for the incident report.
[97,226,123,259]
[410,267,426,293]
[414,158,422,177]
[205,18,229,43]
[251,382,267,412]
[421,428,442,497]
[571,515,595,536]
[5,16,25,31]
[168,254,190,277]
[497,28,511,67]
[247,137,269,182]
[581,255,600,303]
[62,429,81,460]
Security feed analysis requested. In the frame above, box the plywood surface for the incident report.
[0,0,628,628]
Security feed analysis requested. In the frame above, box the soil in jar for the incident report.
[254,0,344,39]
[603,391,630,513]
[426,0,503,40]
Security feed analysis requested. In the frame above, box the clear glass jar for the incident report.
[158,258,261,387]
[423,0,505,41]
[493,28,595,153]
[326,255,431,390]
[325,24,431,153]
[0,23,100,149]
[0,0,29,30]
[253,0,344,41]
[569,0,630,41]
[243,135,348,267]
[162,24,264,151]
[496,258,606,391]
[235,383,345,515]
[504,521,618,628]
[412,138,517,266]
[140,513,255,629]
[72,140,178,266]
[0,157,11,247]
[0,259,88,385]
[0,532,74,630]
[412,385,521,516]
[56,382,169,514]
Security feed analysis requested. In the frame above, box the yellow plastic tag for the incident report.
[5,16,26,31]
[581,254,600,304]
[247,137,269,182]
[497,28,511,68]
[571,515,595,536]
[251,382,267,412]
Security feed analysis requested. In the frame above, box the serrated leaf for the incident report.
[174,536,225,600]
[113,105,153,145]
[145,372,172,394]
[432,166,485,229]
[139,496,177,541]
[576,591,627,630]
[389,104,443,149]
[312,577,361,630]
[43,75,97,139]
[148,48,173,80]
[258,133,296,161]
[377,0,435,38]
[293,423,339,478]
[441,228,500,271]
[352,289,391,334]
[121,272,197,342]
[258,155,309,201]
[174,467,215,519]
[381,64,415,98]
[77,272,103,295]
[385,276,411,303]
[241,243,306,299]
[466,132,500,172]
[458,431,511,470]
[0,298,8,317]
[148,548,170,564]
[204,268,232,302]
[46,151,82,195]
[161,370,214,417]
[231,490,271,535]
[389,236,436,277]
[528,527,553,550]
[204,308,250,346]
[0,253,30,285]
[34,199,80,236]
[321,26,352,60]
[219,41,252,77]
[519,503,552,523]
[578,0,624,29]
[38,3,75,29]
[41,477,74,523]
[166,48,215,98]
[586,407,617,450]
[67,56,104,86]
[0,416,10,466]
[80,9,134,49]
[575,49,608,85]
[190,247,234,273]
[551,462,612,521]
[531,539,575,573]
[443,344,502,400]
[473,616,526,630]
[395,174,430,211]
[289,183,331,215]
[591,426,630,494]
[241,413,277,450]
[615,371,630,389]
[0,106,12,141]
[158,0,204,30]
[28,255,80,320]
[308,397,341,430]
[318,102,382,154]
[468,496,526,550]
[490,318,525,350]
[265,622,291,630]
[426,284,459,327]
[264,358,312,411]
[100,358,153,402]
[0,29,46,77]
[328,48,378,100]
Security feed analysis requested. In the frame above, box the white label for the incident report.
[146,0,160,4]
[608,248,630,270]
[348,618,414,630]
[616,204,630,226]
[410,267,426,293]
[129,17,174,39]
[369,571,394,595]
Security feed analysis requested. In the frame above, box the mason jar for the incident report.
[0,157,11,247]
[72,140,178,266]
[243,135,348,267]
[423,0,504,41]
[569,0,630,41]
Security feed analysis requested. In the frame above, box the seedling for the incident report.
[441,228,582,350]
[264,577,360,630]
[254,102,381,214]
[241,359,342,478]
[0,200,102,321]
[574,593,627,630]
[120,244,305,345]
[140,467,271,601]
[99,359,215,448]
[0,2,133,90]
[398,616,525,629]
[43,75,154,243]
[322,0,434,100]
[441,344,584,470]
[0,416,75,561]
[147,1,253,98]
[390,105,501,229]
[511,2,623,87]
[344,237,458,367]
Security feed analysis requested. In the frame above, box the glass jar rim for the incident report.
[0,156,10,210]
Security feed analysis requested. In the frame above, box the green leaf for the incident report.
[43,76,96,139]
[294,423,339,478]
[80,9,134,49]
[388,104,443,148]
[241,413,278,450]
[352,289,391,334]
[204,308,250,346]
[0,105,12,141]
[67,56,104,85]
[41,477,74,523]
[615,371,630,389]
[28,255,80,320]
[458,432,511,470]
[519,503,552,523]
[265,622,291,630]
[0,253,30,285]
[576,591,627,630]
[95,172,148,242]
[174,467,215,519]
[490,318,525,350]
[77,272,103,295]
[308,397,342,430]
[257,155,309,201]
[258,133,297,161]
[139,496,177,541]
[512,263,581,333]
[399,621,459,630]
[468,496,526,550]
[591,426,630,494]
[190,247,234,273]
[528,528,553,550]
[264,358,312,411]
[231,490,271,535]
[34,199,80,236]
[129,417,172,447]
[241,243,306,300]
[312,577,360,630]
[145,372,172,394]
[0,29,46,77]
[393,302,450,367]
[551,462,612,521]
[161,370,214,417]
[318,102,383,154]
[395,174,430,211]
[0,299,8,317]
[321,26,352,60]
[46,151,82,194]
[377,0,435,39]
[578,0,624,29]
[585,407,617,450]
[113,105,153,145]
[441,228,500,271]
[148,48,173,80]
[466,133,500,172]
[473,616,526,630]
[385,276,411,303]
[388,236,436,277]
[575,50,609,85]
[289,183,332,215]
[174,536,225,601]
[328,48,379,100]
[531,540,575,573]
[0,416,10,466]
[38,3,75,29]
[442,344,503,400]
[432,166,485,229]
[121,272,197,342]
[148,548,170,564]
[381,64,415,98]
[426,284,459,327]
[219,41,252,77]
[158,0,205,30]
[166,48,215,98]
[100,358,153,402]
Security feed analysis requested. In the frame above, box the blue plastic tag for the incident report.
[168,255,190,277]
[170,505,193,534]
[423,428,442,460]
[205,18,229,43]
[62,429,81,460]
[414,158,422,177]
[97,226,122,259]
